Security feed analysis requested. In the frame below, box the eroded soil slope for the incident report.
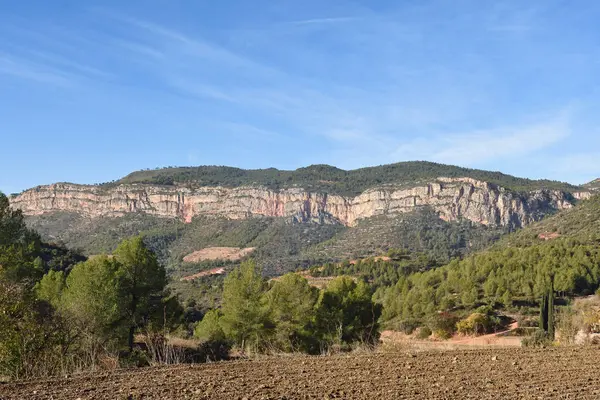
[2,348,600,399]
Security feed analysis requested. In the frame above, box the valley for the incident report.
[3,162,600,398]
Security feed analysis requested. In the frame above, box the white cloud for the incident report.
[392,116,570,166]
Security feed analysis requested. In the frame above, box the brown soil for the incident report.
[180,267,226,281]
[349,256,391,265]
[538,232,561,240]
[3,348,600,399]
[381,322,523,349]
[182,247,255,263]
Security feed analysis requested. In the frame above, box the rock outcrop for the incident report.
[10,178,592,229]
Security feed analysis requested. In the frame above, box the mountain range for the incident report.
[8,161,597,278]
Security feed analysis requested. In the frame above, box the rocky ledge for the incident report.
[10,178,591,229]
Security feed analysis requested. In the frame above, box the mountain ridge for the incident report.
[9,176,590,229]
[110,161,582,196]
[8,161,593,277]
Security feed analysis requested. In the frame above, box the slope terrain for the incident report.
[2,348,600,399]
[584,178,600,191]
[10,161,591,282]
[375,193,600,330]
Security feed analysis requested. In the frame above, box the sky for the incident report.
[2,0,600,194]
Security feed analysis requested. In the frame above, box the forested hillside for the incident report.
[27,207,505,279]
[375,194,600,330]
[113,161,580,196]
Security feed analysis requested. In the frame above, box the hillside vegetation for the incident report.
[27,207,505,279]
[374,194,600,329]
[112,161,580,196]
[584,178,600,191]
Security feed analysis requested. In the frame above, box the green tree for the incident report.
[61,256,126,351]
[264,273,318,352]
[35,270,65,307]
[0,192,42,284]
[219,260,268,352]
[113,236,167,351]
[0,279,67,379]
[0,193,38,249]
[315,276,381,347]
[194,309,226,342]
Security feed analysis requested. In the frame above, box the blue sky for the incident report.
[2,0,600,194]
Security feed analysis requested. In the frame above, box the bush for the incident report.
[389,318,421,335]
[119,348,150,368]
[516,315,538,328]
[427,312,458,340]
[434,329,452,340]
[456,309,503,336]
[521,329,552,348]
[197,340,231,362]
[416,327,432,339]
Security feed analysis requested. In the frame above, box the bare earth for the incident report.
[182,247,255,263]
[3,348,600,399]
[381,322,522,349]
[180,267,226,281]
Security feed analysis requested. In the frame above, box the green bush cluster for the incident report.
[194,261,382,354]
[456,307,503,335]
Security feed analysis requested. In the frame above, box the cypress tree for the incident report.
[539,291,548,332]
[547,275,555,340]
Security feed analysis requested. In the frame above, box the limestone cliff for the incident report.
[9,178,592,229]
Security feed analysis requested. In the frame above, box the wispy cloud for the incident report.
[111,38,164,59]
[0,53,74,85]
[547,152,600,184]
[218,122,283,139]
[392,115,571,166]
[21,49,111,78]
[104,12,273,74]
[286,17,360,26]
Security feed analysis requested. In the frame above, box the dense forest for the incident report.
[111,161,580,196]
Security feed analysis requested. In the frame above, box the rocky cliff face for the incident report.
[10,178,592,229]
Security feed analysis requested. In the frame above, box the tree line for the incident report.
[0,192,380,380]
[194,261,381,354]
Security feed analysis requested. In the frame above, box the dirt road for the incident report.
[2,347,600,399]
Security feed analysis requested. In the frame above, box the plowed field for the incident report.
[2,348,600,399]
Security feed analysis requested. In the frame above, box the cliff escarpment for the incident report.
[10,177,591,229]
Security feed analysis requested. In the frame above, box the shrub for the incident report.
[516,315,538,328]
[427,312,458,340]
[416,326,432,339]
[521,329,552,348]
[391,318,421,335]
[119,348,150,368]
[197,340,231,362]
[456,309,503,336]
[434,329,452,340]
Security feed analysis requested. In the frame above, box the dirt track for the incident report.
[2,348,600,399]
